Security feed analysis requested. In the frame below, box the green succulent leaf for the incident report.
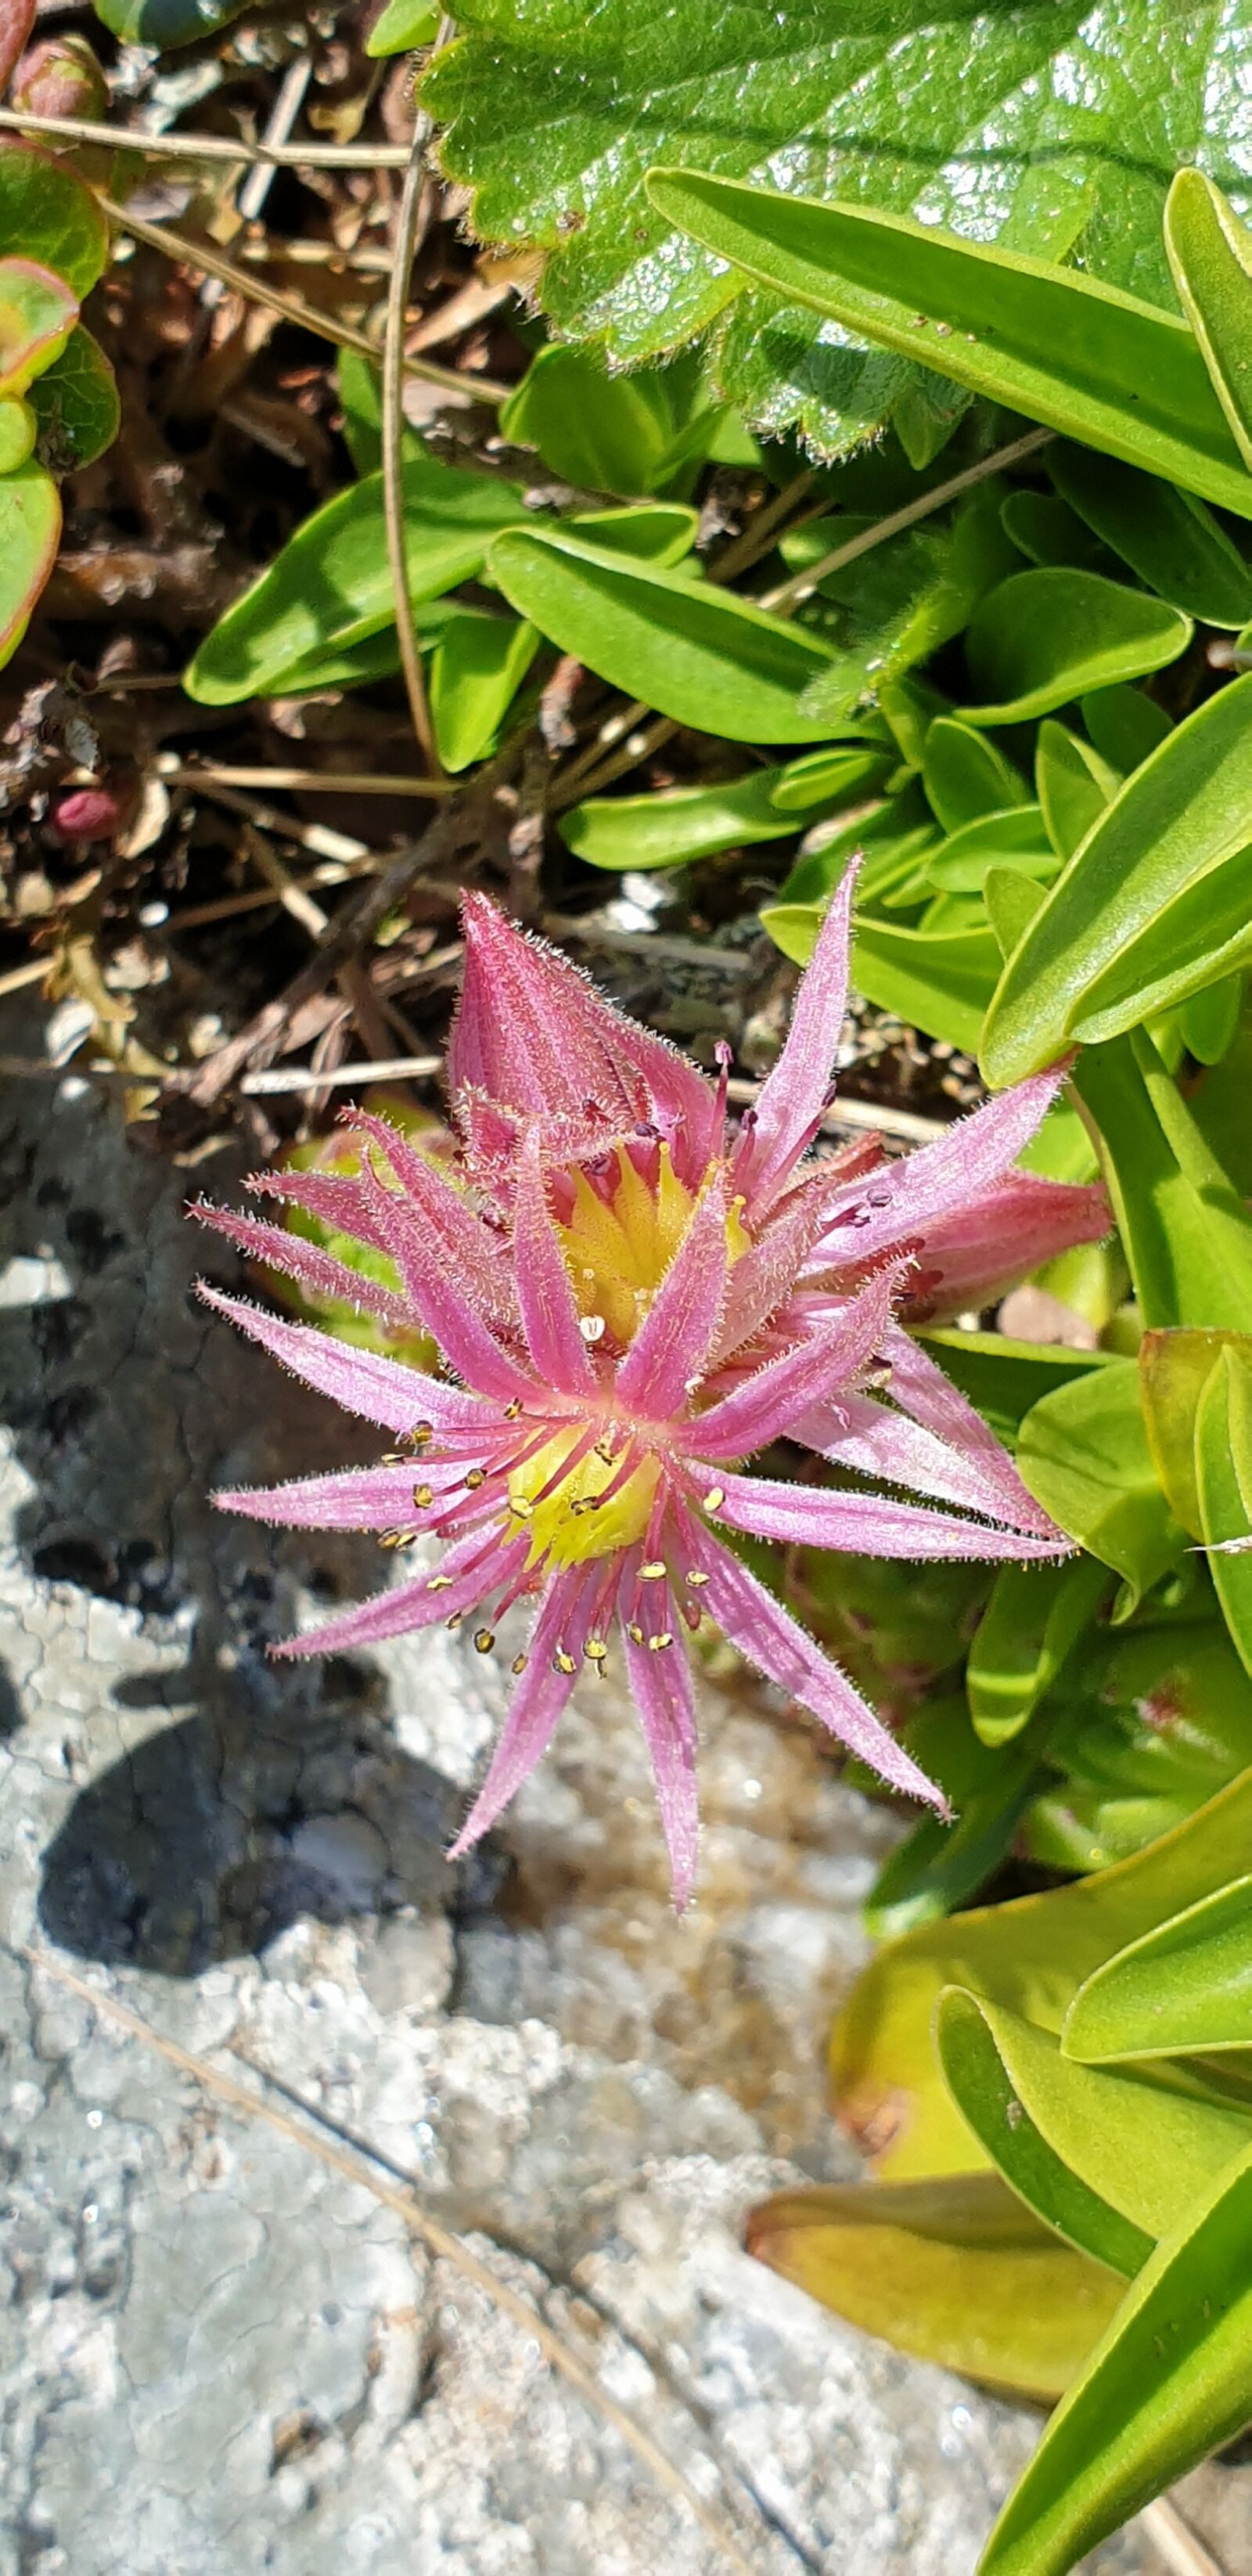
[1024,1618,1252,1878]
[645,168,1252,513]
[957,569,1190,728]
[966,1556,1110,1750]
[1196,1341,1252,1677]
[27,325,119,472]
[92,0,251,44]
[922,716,1027,834]
[978,2140,1252,2576]
[562,744,889,871]
[0,258,77,400]
[366,0,439,56]
[782,487,1016,726]
[0,459,60,672]
[1034,719,1119,864]
[981,676,1252,1086]
[917,1331,1115,1448]
[1016,1358,1183,1606]
[1048,439,1252,628]
[1065,1875,1252,2065]
[1139,1328,1249,1537]
[924,805,1056,897]
[747,2172,1122,2401]
[830,1769,1252,2184]
[1072,1033,1252,1332]
[426,4,1252,456]
[1165,168,1252,477]
[0,142,108,301]
[486,521,840,742]
[428,610,539,772]
[500,344,679,494]
[183,458,531,706]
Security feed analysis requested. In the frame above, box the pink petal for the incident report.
[513,1132,596,1396]
[711,1177,833,1364]
[810,1066,1072,1274]
[689,1270,899,1461]
[678,1508,945,1807]
[616,1169,729,1420]
[733,865,855,1216]
[356,1156,538,1408]
[197,1285,494,1435]
[879,1322,1059,1538]
[272,1527,528,1659]
[703,1468,1068,1559]
[452,895,719,1182]
[795,1391,1048,1529]
[352,1110,519,1328]
[214,1461,459,1532]
[448,1560,599,1854]
[192,1202,412,1332]
[622,1595,700,1911]
[895,1173,1111,1321]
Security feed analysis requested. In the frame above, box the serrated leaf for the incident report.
[426,3,1252,455]
[958,569,1190,726]
[0,459,59,672]
[0,142,106,301]
[747,2171,1122,2401]
[978,2141,1252,2576]
[646,168,1252,513]
[1065,1875,1252,2064]
[981,676,1252,1086]
[27,325,119,471]
[183,458,530,707]
[487,521,839,742]
[830,1768,1252,2184]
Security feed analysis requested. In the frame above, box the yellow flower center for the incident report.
[555,1145,750,1346]
[508,1429,660,1567]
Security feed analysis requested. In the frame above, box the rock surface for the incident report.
[0,1067,1243,2574]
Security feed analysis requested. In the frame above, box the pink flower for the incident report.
[196,872,1108,1906]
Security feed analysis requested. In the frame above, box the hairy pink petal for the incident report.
[689,1270,898,1461]
[513,1133,597,1396]
[248,1167,393,1256]
[896,1173,1111,1320]
[679,1509,945,1807]
[357,1157,538,1407]
[352,1111,519,1327]
[811,1065,1071,1274]
[796,1392,1047,1529]
[192,1202,412,1332]
[272,1528,529,1659]
[196,1286,492,1435]
[214,1461,459,1532]
[711,1179,833,1364]
[616,1169,729,1419]
[703,1469,1068,1560]
[879,1321,1060,1538]
[448,1562,601,1854]
[734,866,854,1215]
[622,1592,699,1911]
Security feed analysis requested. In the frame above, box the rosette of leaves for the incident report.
[0,141,118,669]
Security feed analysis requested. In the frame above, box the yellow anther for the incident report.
[648,1631,674,1652]
[412,1483,434,1508]
[640,1561,667,1580]
[585,1637,609,1661]
[504,1400,523,1421]
[628,1621,645,1644]
[685,1569,710,1587]
[465,1468,486,1490]
[703,1487,725,1513]
[473,1627,495,1653]
[426,1573,453,1592]
[511,1652,527,1674]
[553,1649,577,1676]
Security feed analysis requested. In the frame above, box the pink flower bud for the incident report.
[51,779,133,842]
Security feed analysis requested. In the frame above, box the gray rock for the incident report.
[0,1067,1243,2574]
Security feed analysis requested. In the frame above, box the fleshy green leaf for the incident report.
[1081,682,1172,773]
[1072,1033,1252,1331]
[967,1556,1110,1749]
[1016,1358,1183,1605]
[1165,169,1252,477]
[958,569,1190,728]
[978,2142,1252,2576]
[561,745,889,871]
[27,324,119,472]
[1049,439,1252,628]
[848,911,1002,1054]
[366,0,439,56]
[1178,974,1243,1066]
[1024,1617,1252,1877]
[428,611,538,772]
[1196,1342,1252,1677]
[746,2171,1122,2401]
[999,488,1107,570]
[500,344,676,493]
[0,258,77,399]
[981,676,1252,1086]
[1066,1875,1252,2064]
[0,142,108,301]
[0,459,60,672]
[924,805,1056,896]
[1034,720,1119,866]
[934,1991,1247,2281]
[183,459,530,707]
[830,1769,1252,2183]
[645,169,1252,514]
[922,715,1027,834]
[487,521,839,742]
[782,488,1016,725]
[866,1696,1044,1940]
[426,5,1252,456]
[916,1330,1113,1447]
[1139,1328,1247,1537]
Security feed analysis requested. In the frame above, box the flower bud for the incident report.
[13,35,109,124]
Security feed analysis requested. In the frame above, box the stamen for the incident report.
[504,1400,523,1421]
[585,1637,609,1661]
[411,1421,434,1446]
[579,1313,606,1344]
[413,1483,434,1508]
[553,1648,577,1676]
[426,1574,454,1591]
[380,1529,418,1549]
[594,1437,616,1465]
[640,1561,667,1580]
[685,1569,709,1587]
[648,1631,674,1652]
[446,1611,464,1630]
[509,1496,533,1520]
[465,1468,486,1490]
[511,1652,527,1674]
[703,1487,725,1513]
[473,1627,495,1654]
[628,1622,644,1644]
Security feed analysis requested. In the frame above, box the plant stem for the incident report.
[0,103,416,166]
[383,38,450,780]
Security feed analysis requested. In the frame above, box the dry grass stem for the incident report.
[0,103,416,167]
